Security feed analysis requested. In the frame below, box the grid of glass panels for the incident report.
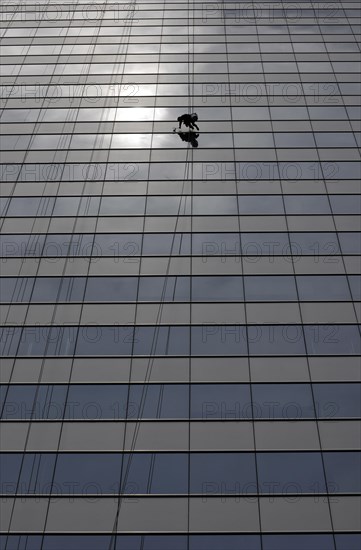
[0,0,360,547]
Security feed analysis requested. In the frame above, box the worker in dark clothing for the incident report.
[177,131,199,148]
[177,112,199,131]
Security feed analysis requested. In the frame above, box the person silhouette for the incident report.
[177,113,199,131]
[177,130,199,148]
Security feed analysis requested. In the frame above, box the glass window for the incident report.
[18,326,76,356]
[138,276,190,302]
[84,277,138,302]
[192,276,243,302]
[0,234,46,258]
[18,453,56,494]
[241,233,289,255]
[0,453,22,493]
[190,535,261,550]
[238,196,284,215]
[284,195,331,215]
[252,384,315,419]
[0,277,34,303]
[313,383,361,418]
[1,385,67,419]
[0,326,22,356]
[53,197,100,217]
[257,452,325,493]
[263,534,335,550]
[248,325,306,356]
[190,453,257,494]
[65,384,128,419]
[330,195,361,215]
[191,325,247,356]
[304,325,361,355]
[192,233,241,256]
[289,232,340,256]
[100,197,146,216]
[191,384,251,419]
[93,234,142,258]
[32,277,86,302]
[244,276,297,301]
[194,196,238,216]
[147,196,192,216]
[122,453,188,494]
[335,534,361,550]
[315,132,356,148]
[348,275,361,300]
[338,233,361,254]
[323,452,361,493]
[54,453,122,494]
[297,275,351,301]
[274,133,315,148]
[142,233,191,255]
[128,384,189,419]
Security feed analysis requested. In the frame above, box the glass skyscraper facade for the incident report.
[0,0,360,548]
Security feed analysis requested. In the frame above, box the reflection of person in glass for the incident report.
[177,130,199,148]
[177,112,199,131]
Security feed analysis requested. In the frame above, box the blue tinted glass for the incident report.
[1,385,37,419]
[0,326,21,356]
[84,277,138,302]
[191,325,247,356]
[257,452,325,493]
[238,195,284,214]
[0,454,22,493]
[348,275,361,300]
[54,454,122,494]
[148,196,192,216]
[191,384,251,419]
[313,383,361,418]
[138,276,190,301]
[76,326,133,356]
[1,536,43,550]
[338,232,361,253]
[143,233,190,255]
[0,277,34,302]
[323,452,361,492]
[19,453,56,493]
[143,536,187,550]
[190,453,256,494]
[284,195,331,214]
[115,537,141,550]
[263,534,335,550]
[133,326,190,356]
[122,454,188,494]
[44,234,94,257]
[43,535,112,550]
[192,276,243,301]
[190,535,261,550]
[100,196,146,216]
[330,195,361,215]
[192,233,241,256]
[297,275,351,301]
[244,276,297,301]
[241,233,289,255]
[195,196,238,215]
[65,384,128,419]
[252,384,315,418]
[335,534,361,550]
[0,234,45,258]
[304,325,361,355]
[94,234,142,257]
[32,277,86,302]
[128,385,189,419]
[248,325,306,356]
[289,232,340,255]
